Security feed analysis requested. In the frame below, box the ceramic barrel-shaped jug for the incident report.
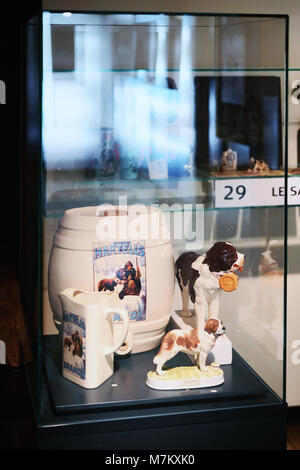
[49,205,175,354]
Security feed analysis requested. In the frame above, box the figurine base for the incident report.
[146,365,224,390]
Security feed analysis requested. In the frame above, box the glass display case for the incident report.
[21,10,288,449]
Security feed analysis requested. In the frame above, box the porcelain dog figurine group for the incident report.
[152,242,244,377]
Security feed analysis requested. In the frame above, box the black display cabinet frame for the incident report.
[21,9,289,450]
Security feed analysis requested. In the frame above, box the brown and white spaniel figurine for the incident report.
[154,318,225,375]
[175,242,244,329]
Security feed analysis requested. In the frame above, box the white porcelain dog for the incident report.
[153,318,225,375]
[175,242,244,329]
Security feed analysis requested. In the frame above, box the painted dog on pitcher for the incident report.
[153,319,225,375]
[175,242,244,329]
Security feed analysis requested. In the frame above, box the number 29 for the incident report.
[224,185,246,200]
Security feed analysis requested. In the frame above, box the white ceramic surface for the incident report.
[48,205,175,353]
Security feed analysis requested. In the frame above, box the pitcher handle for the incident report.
[104,308,129,355]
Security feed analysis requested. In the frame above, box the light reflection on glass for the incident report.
[42,13,195,179]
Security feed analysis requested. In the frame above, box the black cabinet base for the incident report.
[37,378,287,450]
[35,340,287,450]
[38,409,286,450]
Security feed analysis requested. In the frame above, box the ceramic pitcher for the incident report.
[58,288,129,389]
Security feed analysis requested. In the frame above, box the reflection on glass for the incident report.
[40,13,286,402]
[42,13,284,198]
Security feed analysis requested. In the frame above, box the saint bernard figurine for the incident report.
[175,242,244,329]
[146,318,226,390]
[146,242,245,390]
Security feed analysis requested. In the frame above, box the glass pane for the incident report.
[39,12,287,424]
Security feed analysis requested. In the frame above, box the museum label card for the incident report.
[215,177,300,208]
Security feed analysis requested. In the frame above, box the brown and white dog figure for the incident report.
[175,242,244,329]
[153,319,225,375]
